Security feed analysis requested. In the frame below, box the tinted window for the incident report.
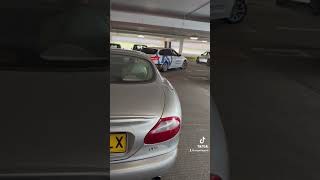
[141,48,158,54]
[110,54,155,83]
[159,49,173,56]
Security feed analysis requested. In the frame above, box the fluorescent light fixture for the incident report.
[202,40,208,43]
[190,37,198,40]
[138,35,145,38]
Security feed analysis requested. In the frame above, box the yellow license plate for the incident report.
[110,133,127,153]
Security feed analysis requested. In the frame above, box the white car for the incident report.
[196,51,211,64]
[141,47,188,72]
[212,0,247,23]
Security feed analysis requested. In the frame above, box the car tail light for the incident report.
[211,174,222,180]
[144,116,181,144]
[150,55,160,61]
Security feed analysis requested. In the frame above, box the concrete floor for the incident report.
[213,0,320,179]
[161,62,210,180]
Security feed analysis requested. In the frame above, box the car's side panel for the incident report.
[161,78,182,119]
[160,55,173,68]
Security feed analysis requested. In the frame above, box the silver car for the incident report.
[110,48,182,180]
[212,0,247,23]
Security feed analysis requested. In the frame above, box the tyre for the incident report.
[180,60,188,70]
[226,0,247,24]
[206,58,210,66]
[161,63,168,72]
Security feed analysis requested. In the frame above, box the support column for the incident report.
[164,41,168,48]
[179,38,184,54]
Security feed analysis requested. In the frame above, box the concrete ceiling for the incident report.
[110,0,210,39]
[111,0,210,22]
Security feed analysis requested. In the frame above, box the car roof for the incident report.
[145,47,166,50]
[111,48,150,60]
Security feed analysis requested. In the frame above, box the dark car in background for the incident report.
[132,44,147,51]
[111,43,122,49]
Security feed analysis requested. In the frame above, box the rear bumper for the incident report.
[110,149,177,180]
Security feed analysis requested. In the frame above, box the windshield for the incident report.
[110,54,155,83]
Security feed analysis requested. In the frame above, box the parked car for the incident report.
[133,44,148,51]
[196,51,211,64]
[212,0,247,23]
[141,47,188,72]
[110,43,122,49]
[276,0,320,15]
[110,48,182,180]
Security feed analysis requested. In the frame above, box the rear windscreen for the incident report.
[110,54,155,83]
[141,48,158,54]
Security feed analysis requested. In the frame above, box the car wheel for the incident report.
[226,0,247,24]
[181,60,188,70]
[276,0,289,6]
[196,57,200,64]
[161,63,168,72]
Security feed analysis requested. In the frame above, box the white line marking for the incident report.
[276,26,320,32]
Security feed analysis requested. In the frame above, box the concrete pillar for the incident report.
[164,41,168,48]
[179,38,184,54]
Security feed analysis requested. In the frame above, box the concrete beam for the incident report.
[111,10,210,32]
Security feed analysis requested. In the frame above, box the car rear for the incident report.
[141,47,163,68]
[110,49,181,180]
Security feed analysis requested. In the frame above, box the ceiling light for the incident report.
[202,40,208,43]
[190,37,198,40]
[138,35,144,38]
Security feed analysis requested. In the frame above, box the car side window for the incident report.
[159,49,173,56]
[171,49,179,56]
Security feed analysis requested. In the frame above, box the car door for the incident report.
[159,49,174,68]
[171,49,183,68]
